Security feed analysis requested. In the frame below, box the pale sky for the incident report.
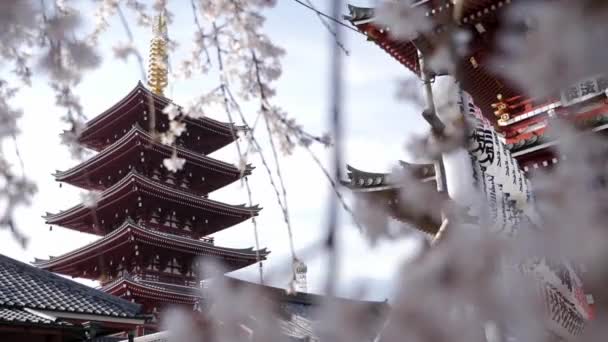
[1,1,430,301]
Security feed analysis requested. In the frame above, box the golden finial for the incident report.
[491,94,510,123]
[148,11,169,96]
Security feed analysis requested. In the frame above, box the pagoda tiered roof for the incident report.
[55,125,252,194]
[345,2,522,119]
[34,220,268,279]
[102,275,202,307]
[77,82,244,154]
[44,171,260,235]
[38,20,269,324]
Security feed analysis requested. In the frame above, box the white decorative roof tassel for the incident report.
[293,259,308,293]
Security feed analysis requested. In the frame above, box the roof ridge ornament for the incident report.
[492,94,510,124]
[148,11,169,96]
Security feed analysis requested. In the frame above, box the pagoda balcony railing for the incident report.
[134,272,199,287]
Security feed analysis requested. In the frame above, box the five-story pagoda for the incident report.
[34,13,269,316]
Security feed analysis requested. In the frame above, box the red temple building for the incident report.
[345,1,608,175]
[34,81,268,321]
[344,1,597,340]
[342,1,608,233]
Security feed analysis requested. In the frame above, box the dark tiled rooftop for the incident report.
[0,254,142,321]
[0,307,70,326]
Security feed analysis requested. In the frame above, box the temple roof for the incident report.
[55,125,252,193]
[213,277,388,341]
[0,307,67,326]
[102,275,202,305]
[0,254,143,319]
[44,171,260,234]
[345,2,521,118]
[122,277,389,342]
[34,220,268,274]
[78,82,243,154]
[218,276,389,310]
[341,161,435,192]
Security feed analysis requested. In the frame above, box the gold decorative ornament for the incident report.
[492,94,510,123]
[148,12,169,96]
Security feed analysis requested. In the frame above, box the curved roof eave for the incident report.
[79,82,240,143]
[56,125,248,181]
[34,220,269,270]
[44,171,261,225]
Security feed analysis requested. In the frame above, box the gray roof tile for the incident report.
[0,254,143,320]
[0,307,70,326]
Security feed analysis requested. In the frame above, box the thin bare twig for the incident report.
[117,5,156,136]
[251,50,297,263]
[225,87,297,262]
[190,0,213,68]
[227,0,299,266]
[292,0,363,36]
[303,144,364,231]
[302,0,350,55]
[210,21,265,284]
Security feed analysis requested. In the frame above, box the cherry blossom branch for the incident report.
[302,144,364,231]
[189,0,212,69]
[223,86,297,262]
[251,49,296,262]
[116,5,157,136]
[299,0,350,56]
[211,20,265,284]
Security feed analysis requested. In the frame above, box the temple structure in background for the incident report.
[36,80,269,325]
[34,15,269,331]
[343,1,598,341]
[495,76,608,173]
[341,162,444,236]
[35,81,268,322]
[345,1,608,175]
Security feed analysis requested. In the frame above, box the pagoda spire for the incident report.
[148,11,169,96]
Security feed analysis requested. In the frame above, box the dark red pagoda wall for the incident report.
[73,248,200,286]
[141,157,239,195]
[59,240,257,287]
[70,148,240,195]
[139,204,234,239]
[43,242,195,284]
[515,148,556,174]
[61,192,243,238]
